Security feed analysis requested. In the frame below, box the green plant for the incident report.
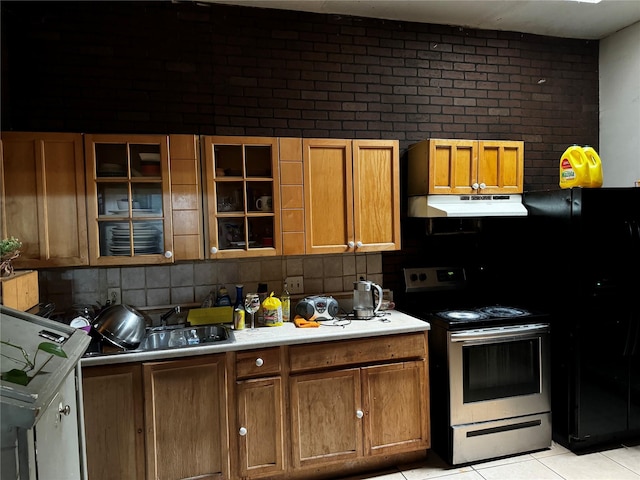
[0,340,67,386]
[0,236,22,276]
[0,236,22,256]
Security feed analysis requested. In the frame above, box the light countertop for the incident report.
[81,310,430,367]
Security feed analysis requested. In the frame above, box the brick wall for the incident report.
[1,1,599,191]
[1,1,600,309]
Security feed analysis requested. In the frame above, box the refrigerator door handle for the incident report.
[631,319,640,357]
[623,320,634,357]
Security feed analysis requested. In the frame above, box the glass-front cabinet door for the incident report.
[85,134,173,265]
[202,136,280,258]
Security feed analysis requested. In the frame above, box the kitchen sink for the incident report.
[139,324,233,351]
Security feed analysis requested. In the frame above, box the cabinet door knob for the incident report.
[239,427,248,436]
[479,182,486,189]
[356,410,364,419]
[210,246,218,254]
[59,404,71,416]
[356,241,363,248]
[472,183,479,190]
[255,358,264,367]
[164,251,173,259]
[348,241,355,248]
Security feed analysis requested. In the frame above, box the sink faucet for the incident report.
[160,306,181,326]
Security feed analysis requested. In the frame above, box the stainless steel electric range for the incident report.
[401,266,552,466]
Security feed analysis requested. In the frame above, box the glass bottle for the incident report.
[187,329,200,345]
[215,285,231,306]
[201,289,216,308]
[233,284,245,330]
[280,281,291,322]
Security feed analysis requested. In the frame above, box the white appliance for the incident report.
[1,305,90,479]
[408,194,528,218]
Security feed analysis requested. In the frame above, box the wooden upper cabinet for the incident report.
[202,136,281,258]
[169,134,203,261]
[303,139,400,254]
[84,134,174,266]
[279,137,305,256]
[407,138,524,195]
[352,140,401,252]
[1,132,89,268]
[477,140,524,194]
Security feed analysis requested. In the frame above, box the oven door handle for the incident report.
[450,323,550,343]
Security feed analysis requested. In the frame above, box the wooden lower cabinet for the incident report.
[288,333,430,477]
[143,355,229,480]
[82,363,146,480]
[82,355,229,480]
[232,347,285,479]
[362,361,429,456]
[290,368,361,467]
[236,377,285,478]
[290,361,429,470]
[82,333,429,480]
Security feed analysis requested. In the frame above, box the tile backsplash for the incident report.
[38,253,383,314]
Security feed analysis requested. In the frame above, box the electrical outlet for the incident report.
[286,276,304,295]
[108,287,121,305]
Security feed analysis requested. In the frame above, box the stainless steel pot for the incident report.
[93,304,146,350]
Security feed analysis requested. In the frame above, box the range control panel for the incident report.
[403,266,467,293]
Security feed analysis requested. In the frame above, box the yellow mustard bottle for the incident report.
[582,146,603,188]
[559,145,590,189]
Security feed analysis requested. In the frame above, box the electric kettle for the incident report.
[352,280,383,319]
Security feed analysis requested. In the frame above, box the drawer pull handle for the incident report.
[239,427,247,436]
[255,358,264,367]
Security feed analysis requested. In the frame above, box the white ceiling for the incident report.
[208,0,640,40]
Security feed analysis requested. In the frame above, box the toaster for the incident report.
[295,296,340,320]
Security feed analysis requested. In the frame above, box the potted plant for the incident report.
[0,236,22,277]
[1,340,67,386]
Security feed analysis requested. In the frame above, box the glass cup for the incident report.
[168,329,187,347]
[244,293,261,329]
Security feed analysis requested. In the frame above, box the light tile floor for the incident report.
[341,442,640,480]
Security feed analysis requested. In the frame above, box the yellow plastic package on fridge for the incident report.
[559,145,589,189]
[582,146,603,188]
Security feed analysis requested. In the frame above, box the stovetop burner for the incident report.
[434,305,530,323]
[436,310,488,321]
[477,305,530,318]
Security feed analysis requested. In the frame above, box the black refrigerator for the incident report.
[517,187,640,452]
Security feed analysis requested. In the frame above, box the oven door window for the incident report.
[463,338,541,403]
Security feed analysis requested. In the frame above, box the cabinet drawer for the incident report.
[289,332,427,374]
[236,347,281,379]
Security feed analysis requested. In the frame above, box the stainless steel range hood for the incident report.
[408,194,528,218]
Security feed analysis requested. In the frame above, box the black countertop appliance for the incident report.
[514,187,640,452]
